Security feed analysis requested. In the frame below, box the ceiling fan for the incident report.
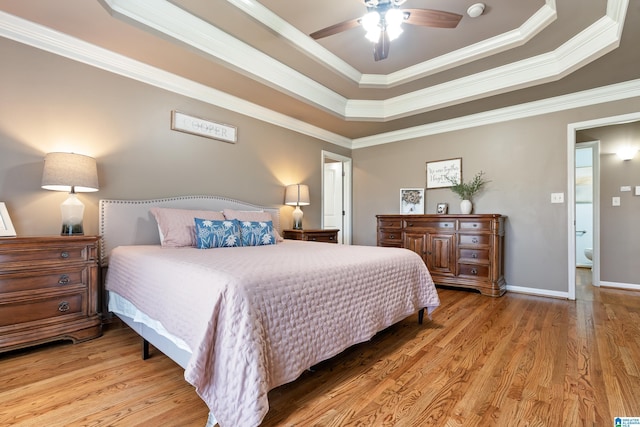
[310,0,463,61]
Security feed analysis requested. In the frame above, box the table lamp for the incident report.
[41,152,99,235]
[285,184,310,230]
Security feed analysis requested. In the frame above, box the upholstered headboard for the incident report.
[98,195,281,267]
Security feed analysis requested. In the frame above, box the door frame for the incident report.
[321,150,352,245]
[566,111,640,299]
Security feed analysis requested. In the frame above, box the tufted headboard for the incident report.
[98,195,281,267]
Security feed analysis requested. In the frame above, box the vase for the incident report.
[460,199,473,214]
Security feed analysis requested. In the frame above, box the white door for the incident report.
[323,161,343,243]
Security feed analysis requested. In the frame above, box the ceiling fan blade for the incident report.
[373,30,390,61]
[310,18,361,39]
[404,9,463,28]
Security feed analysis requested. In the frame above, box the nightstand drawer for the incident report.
[0,266,88,294]
[0,246,91,266]
[0,292,84,327]
[304,232,337,243]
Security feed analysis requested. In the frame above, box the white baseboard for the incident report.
[505,285,569,299]
[600,281,640,291]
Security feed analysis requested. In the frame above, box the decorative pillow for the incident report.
[194,218,242,249]
[239,220,276,246]
[150,207,225,247]
[222,209,283,242]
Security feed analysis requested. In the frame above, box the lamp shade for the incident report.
[42,152,99,192]
[284,184,310,206]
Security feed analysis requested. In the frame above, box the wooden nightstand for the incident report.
[282,229,340,243]
[0,236,102,353]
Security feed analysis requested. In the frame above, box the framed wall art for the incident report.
[426,157,462,189]
[400,188,425,214]
[0,202,16,237]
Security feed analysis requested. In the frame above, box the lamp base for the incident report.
[60,193,85,236]
[292,206,303,230]
[61,223,84,236]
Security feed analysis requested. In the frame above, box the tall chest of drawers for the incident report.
[377,214,506,297]
[0,236,102,352]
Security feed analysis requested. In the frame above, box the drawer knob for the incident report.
[389,235,395,239]
[60,251,70,259]
[329,236,334,240]
[472,253,478,259]
[310,237,317,241]
[472,238,479,244]
[58,301,70,312]
[471,268,478,275]
[473,224,478,227]
[407,223,413,227]
[58,274,70,285]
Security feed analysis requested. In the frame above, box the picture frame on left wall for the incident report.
[400,188,425,214]
[0,202,16,237]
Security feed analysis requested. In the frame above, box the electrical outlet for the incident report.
[636,186,640,196]
[612,196,621,206]
[551,193,564,203]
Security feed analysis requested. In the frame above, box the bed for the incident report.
[99,195,440,427]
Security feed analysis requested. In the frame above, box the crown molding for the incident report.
[0,3,634,151]
[0,10,352,149]
[350,79,640,149]
[102,0,626,121]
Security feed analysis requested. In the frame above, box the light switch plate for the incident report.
[621,186,631,192]
[636,186,640,196]
[612,196,621,206]
[551,192,564,203]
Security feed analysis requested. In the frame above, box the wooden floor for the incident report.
[1,270,639,426]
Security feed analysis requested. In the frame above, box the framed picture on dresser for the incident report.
[0,202,16,237]
[400,188,425,214]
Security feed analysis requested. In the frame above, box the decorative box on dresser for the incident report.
[0,236,102,352]
[282,229,340,243]
[377,214,506,297]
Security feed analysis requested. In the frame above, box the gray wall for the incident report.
[578,123,640,285]
[0,38,350,237]
[352,102,640,292]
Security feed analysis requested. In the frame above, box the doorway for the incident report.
[321,150,352,245]
[567,111,640,300]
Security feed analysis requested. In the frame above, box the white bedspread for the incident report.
[105,240,439,427]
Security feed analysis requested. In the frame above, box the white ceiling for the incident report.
[0,0,638,146]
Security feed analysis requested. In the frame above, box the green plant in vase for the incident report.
[448,171,489,214]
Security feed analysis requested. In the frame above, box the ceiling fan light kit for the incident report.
[311,0,463,61]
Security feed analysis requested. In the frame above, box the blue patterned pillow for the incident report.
[194,218,242,249]
[239,220,276,246]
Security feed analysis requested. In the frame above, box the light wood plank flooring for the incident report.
[1,276,638,426]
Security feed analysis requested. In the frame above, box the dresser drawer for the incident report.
[459,220,491,231]
[0,266,88,294]
[377,218,402,229]
[459,248,490,263]
[459,234,490,246]
[458,264,490,279]
[404,219,455,230]
[0,246,91,266]
[378,230,402,243]
[0,292,85,327]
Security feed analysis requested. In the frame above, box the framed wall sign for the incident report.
[171,110,237,143]
[426,157,462,189]
[400,188,425,214]
[0,202,16,237]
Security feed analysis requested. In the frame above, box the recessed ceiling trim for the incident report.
[230,0,557,89]
[102,0,349,117]
[352,12,623,121]
[0,10,352,149]
[103,0,625,122]
[351,79,640,149]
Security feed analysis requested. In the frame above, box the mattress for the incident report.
[105,239,439,427]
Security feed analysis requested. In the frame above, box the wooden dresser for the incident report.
[283,229,339,243]
[0,236,102,352]
[377,214,506,297]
